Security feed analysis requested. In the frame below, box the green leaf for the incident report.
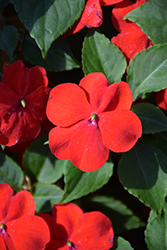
[118,143,167,214]
[82,29,127,83]
[0,25,18,58]
[62,159,114,203]
[0,152,23,192]
[133,103,167,134]
[12,0,85,57]
[22,35,80,72]
[155,132,167,157]
[125,0,167,45]
[91,196,145,234]
[32,183,64,213]
[112,237,134,250]
[127,45,167,101]
[145,208,167,250]
[23,136,64,184]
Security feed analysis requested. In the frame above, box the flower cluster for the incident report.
[0,183,114,250]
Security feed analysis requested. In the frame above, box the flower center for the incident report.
[67,240,76,250]
[0,223,6,234]
[20,99,26,108]
[90,113,98,125]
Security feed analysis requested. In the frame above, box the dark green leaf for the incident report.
[91,196,145,234]
[118,143,167,214]
[133,103,167,134]
[12,0,85,57]
[82,29,127,83]
[62,159,114,203]
[126,0,167,45]
[0,25,18,58]
[155,132,167,157]
[32,183,64,213]
[23,136,64,184]
[0,152,23,192]
[145,208,167,250]
[127,45,167,100]
[22,35,80,71]
[112,237,134,250]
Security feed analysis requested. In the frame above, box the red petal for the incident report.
[0,184,14,222]
[41,204,84,250]
[6,215,50,250]
[101,0,123,5]
[0,235,6,250]
[49,120,88,160]
[25,86,50,122]
[79,73,132,112]
[156,89,167,111]
[71,211,114,250]
[69,121,109,172]
[111,26,150,61]
[46,83,92,127]
[80,0,103,28]
[99,109,142,152]
[0,83,19,117]
[4,191,35,222]
[0,108,41,146]
[112,0,146,32]
[0,184,35,223]
[2,61,48,98]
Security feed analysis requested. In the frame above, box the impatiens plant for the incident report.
[40,203,114,250]
[0,183,50,250]
[0,60,50,146]
[1,0,167,249]
[46,72,142,171]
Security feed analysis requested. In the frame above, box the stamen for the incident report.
[21,99,26,108]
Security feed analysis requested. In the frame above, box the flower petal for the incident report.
[0,184,14,222]
[0,235,6,250]
[80,0,103,28]
[112,0,146,32]
[49,120,88,160]
[6,215,50,250]
[0,108,41,146]
[69,121,109,172]
[0,83,19,117]
[46,83,92,127]
[3,61,48,98]
[80,73,132,112]
[99,109,142,152]
[101,0,123,5]
[71,211,114,250]
[111,26,150,61]
[0,184,35,223]
[25,86,50,122]
[156,89,167,111]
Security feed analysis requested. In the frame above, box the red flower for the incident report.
[40,203,114,250]
[0,60,50,146]
[111,0,152,63]
[64,0,124,36]
[46,72,142,172]
[156,89,167,111]
[0,183,50,250]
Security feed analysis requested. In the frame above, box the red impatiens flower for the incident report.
[156,89,167,111]
[46,72,142,172]
[111,0,152,63]
[0,60,50,146]
[40,203,114,250]
[0,183,50,250]
[64,0,124,36]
